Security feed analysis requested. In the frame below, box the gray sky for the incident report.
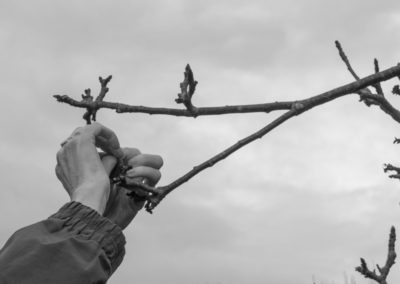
[0,0,400,283]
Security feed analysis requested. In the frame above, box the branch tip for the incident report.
[376,264,382,274]
[99,75,112,86]
[373,58,384,95]
[335,40,360,81]
[360,258,367,270]
[389,226,396,245]
[53,94,62,101]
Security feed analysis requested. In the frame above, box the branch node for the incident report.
[291,102,305,113]
[358,89,379,107]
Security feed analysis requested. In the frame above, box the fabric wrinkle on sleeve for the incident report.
[49,201,126,274]
[0,201,126,284]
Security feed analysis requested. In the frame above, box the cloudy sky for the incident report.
[1,0,400,283]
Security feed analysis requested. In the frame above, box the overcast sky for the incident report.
[1,0,400,283]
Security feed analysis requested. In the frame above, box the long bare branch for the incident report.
[54,64,400,119]
[53,96,294,116]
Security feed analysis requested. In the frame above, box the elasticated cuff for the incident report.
[48,201,126,275]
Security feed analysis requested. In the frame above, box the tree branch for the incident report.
[54,43,400,213]
[335,40,360,81]
[142,64,400,212]
[356,93,400,123]
[53,96,294,116]
[335,41,400,122]
[384,163,400,180]
[355,226,396,284]
[335,41,400,190]
[393,85,400,96]
[335,40,381,108]
[53,65,400,119]
[58,75,113,124]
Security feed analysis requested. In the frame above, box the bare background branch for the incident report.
[355,227,396,284]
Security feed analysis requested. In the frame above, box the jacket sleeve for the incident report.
[0,202,125,284]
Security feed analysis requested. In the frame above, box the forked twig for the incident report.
[55,75,112,124]
[355,227,396,284]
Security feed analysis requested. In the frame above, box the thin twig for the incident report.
[335,40,360,80]
[374,59,384,96]
[335,40,378,107]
